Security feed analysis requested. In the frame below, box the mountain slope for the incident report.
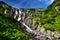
[0,0,60,40]
[0,1,31,40]
[40,0,60,32]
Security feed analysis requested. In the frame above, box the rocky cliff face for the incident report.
[0,1,60,40]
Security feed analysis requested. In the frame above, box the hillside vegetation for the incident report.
[0,1,31,40]
[0,0,60,40]
[40,0,60,32]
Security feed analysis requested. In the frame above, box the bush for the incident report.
[0,15,30,40]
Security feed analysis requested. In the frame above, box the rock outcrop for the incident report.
[0,1,60,40]
[3,9,60,40]
[55,6,60,12]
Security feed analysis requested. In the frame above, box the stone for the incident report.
[51,31,56,36]
[46,30,52,39]
[54,32,60,38]
[40,26,45,33]
[55,6,60,12]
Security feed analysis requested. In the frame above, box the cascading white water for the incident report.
[4,9,7,14]
[17,10,22,21]
[22,22,33,32]
[14,10,18,19]
[17,15,21,21]
[19,9,22,14]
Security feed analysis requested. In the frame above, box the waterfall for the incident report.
[4,9,7,14]
[14,10,18,19]
[17,9,22,21]
[22,22,33,32]
[19,9,22,14]
[17,15,21,21]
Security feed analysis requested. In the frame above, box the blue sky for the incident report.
[0,0,54,8]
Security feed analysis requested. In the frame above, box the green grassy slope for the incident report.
[26,0,60,32]
[0,1,31,40]
[40,0,60,32]
[0,13,31,40]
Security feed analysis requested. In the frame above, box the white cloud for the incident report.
[37,0,54,5]
[50,0,54,4]
[45,0,54,5]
